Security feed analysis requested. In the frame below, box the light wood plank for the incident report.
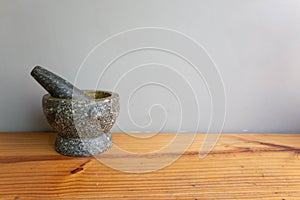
[0,132,300,199]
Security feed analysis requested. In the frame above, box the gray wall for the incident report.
[1,0,300,133]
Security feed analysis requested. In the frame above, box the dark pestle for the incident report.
[31,66,92,100]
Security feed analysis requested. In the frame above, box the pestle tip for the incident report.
[30,65,43,77]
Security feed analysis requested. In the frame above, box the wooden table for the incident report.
[0,132,300,199]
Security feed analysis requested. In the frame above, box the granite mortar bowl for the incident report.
[42,90,119,157]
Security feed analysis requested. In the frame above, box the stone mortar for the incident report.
[42,90,119,157]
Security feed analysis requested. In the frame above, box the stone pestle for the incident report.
[31,66,92,100]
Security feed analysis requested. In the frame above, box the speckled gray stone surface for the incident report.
[31,66,92,100]
[43,90,119,157]
[55,132,112,157]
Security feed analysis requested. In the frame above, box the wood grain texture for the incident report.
[0,132,300,199]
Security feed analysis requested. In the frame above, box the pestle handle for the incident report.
[31,66,92,100]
